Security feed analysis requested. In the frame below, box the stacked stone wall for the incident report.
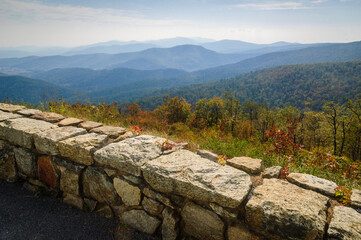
[0,103,360,240]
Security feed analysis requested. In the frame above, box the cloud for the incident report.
[235,1,308,10]
[0,0,172,25]
[311,0,328,4]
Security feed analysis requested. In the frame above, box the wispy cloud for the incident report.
[235,2,308,10]
[0,0,172,25]
[234,0,330,11]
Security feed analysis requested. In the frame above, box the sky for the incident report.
[0,0,361,47]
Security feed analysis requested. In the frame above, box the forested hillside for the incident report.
[136,61,361,110]
[0,75,73,103]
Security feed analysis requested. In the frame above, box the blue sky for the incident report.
[0,0,360,47]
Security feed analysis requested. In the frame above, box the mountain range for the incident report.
[1,38,360,108]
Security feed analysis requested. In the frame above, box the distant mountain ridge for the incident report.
[0,45,252,72]
[0,75,74,103]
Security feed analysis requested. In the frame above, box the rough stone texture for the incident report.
[34,126,86,155]
[14,147,36,178]
[0,110,21,121]
[197,149,219,162]
[0,141,17,182]
[121,210,161,235]
[58,133,108,165]
[123,174,143,185]
[104,168,118,177]
[59,169,81,195]
[96,204,114,219]
[182,201,224,240]
[80,199,96,213]
[142,196,164,217]
[82,166,118,204]
[143,187,173,208]
[328,206,361,240]
[246,178,328,240]
[227,157,264,174]
[38,155,58,188]
[113,178,141,206]
[209,203,238,221]
[227,224,260,240]
[287,172,337,197]
[0,118,57,149]
[143,150,252,209]
[263,166,282,178]
[94,135,165,176]
[0,103,26,112]
[162,207,179,240]
[63,193,83,209]
[17,109,42,116]
[58,117,83,126]
[351,189,361,208]
[31,112,65,123]
[90,126,127,138]
[79,121,103,131]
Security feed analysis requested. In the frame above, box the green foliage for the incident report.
[334,186,353,206]
[154,95,191,124]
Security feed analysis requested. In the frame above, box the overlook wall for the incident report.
[0,103,360,240]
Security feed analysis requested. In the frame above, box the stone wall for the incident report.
[0,103,360,240]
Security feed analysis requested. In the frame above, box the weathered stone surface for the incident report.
[59,169,81,195]
[162,207,179,240]
[96,204,114,219]
[143,150,252,209]
[0,110,21,121]
[287,172,337,197]
[63,193,83,209]
[53,157,86,173]
[84,198,98,212]
[227,157,264,174]
[197,149,219,162]
[142,196,164,217]
[34,126,86,155]
[113,178,141,206]
[82,166,118,204]
[263,166,282,178]
[90,126,127,138]
[143,187,173,208]
[0,141,17,182]
[123,174,143,185]
[32,112,65,123]
[209,203,238,221]
[17,109,42,116]
[113,131,136,142]
[351,189,361,208]
[58,117,83,127]
[58,133,108,165]
[0,103,26,112]
[227,224,260,240]
[14,147,36,177]
[94,135,165,176]
[104,168,118,177]
[328,206,361,240]
[38,155,58,188]
[121,210,161,234]
[182,201,224,240]
[0,118,57,149]
[246,178,328,240]
[79,121,103,131]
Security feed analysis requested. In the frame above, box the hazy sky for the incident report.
[1,0,360,47]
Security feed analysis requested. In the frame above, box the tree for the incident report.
[222,92,241,133]
[154,95,191,124]
[193,97,224,128]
